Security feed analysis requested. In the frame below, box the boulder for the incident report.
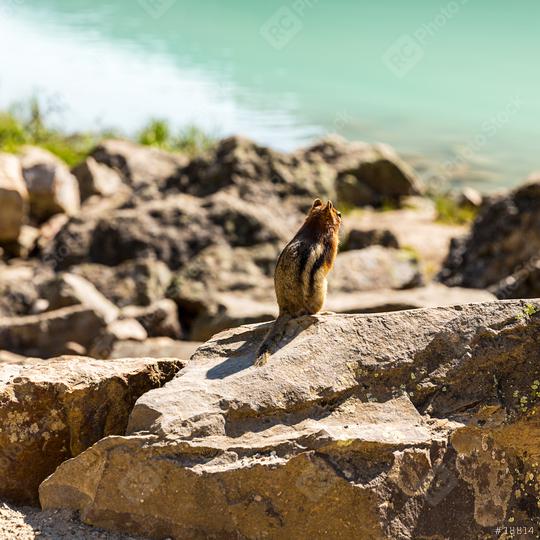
[40,300,540,539]
[329,246,423,293]
[0,356,184,504]
[72,156,123,201]
[88,195,216,269]
[20,146,80,221]
[439,181,540,292]
[43,194,217,270]
[0,306,107,358]
[342,199,466,281]
[171,136,337,205]
[121,299,181,339]
[205,192,291,247]
[303,135,423,206]
[109,337,201,360]
[343,227,399,250]
[0,153,28,243]
[90,139,188,195]
[72,259,172,308]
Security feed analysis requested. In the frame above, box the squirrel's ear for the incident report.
[311,198,323,209]
[326,201,334,209]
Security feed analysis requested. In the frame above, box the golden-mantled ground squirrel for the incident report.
[255,199,341,366]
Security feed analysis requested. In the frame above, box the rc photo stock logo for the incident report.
[382,35,425,78]
[260,1,319,50]
[138,0,176,19]
[382,0,470,78]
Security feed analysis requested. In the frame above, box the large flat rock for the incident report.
[40,301,540,539]
[0,356,184,505]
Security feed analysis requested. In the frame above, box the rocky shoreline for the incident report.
[1,133,540,539]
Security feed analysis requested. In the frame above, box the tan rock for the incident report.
[39,300,540,539]
[0,356,184,504]
[20,146,80,221]
[0,153,27,242]
[71,156,123,201]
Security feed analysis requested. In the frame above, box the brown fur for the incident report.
[255,199,341,366]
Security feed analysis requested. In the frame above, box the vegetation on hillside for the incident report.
[0,100,215,167]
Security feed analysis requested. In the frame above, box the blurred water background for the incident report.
[0,0,538,190]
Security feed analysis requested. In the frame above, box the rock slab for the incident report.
[40,300,540,539]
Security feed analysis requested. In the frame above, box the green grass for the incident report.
[516,303,539,321]
[137,119,215,157]
[0,101,215,167]
[434,195,477,225]
[0,100,96,166]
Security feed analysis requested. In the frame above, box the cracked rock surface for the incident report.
[39,301,540,539]
[0,356,184,505]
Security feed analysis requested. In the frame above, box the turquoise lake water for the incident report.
[0,0,539,190]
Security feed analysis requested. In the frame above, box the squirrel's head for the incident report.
[306,198,342,231]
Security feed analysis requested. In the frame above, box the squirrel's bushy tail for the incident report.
[254,314,292,367]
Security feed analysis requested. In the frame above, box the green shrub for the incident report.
[434,195,477,225]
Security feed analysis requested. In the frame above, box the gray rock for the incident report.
[173,135,337,204]
[439,180,540,292]
[329,246,423,293]
[303,135,424,206]
[491,256,540,299]
[0,262,53,317]
[344,227,399,250]
[72,259,172,308]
